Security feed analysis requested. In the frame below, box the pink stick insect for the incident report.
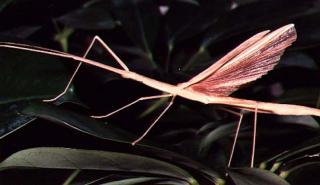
[1,24,319,168]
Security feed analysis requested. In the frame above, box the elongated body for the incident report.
[1,24,319,168]
[120,70,320,116]
[1,24,319,117]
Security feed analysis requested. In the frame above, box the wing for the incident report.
[184,24,297,96]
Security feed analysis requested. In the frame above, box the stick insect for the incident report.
[1,24,319,168]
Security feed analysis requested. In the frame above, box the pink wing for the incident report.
[184,24,297,96]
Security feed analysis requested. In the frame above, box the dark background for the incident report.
[0,0,320,184]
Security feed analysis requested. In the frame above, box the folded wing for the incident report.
[184,24,297,96]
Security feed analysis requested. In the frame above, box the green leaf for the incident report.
[228,168,290,185]
[181,46,211,71]
[135,146,221,184]
[0,48,69,104]
[21,101,134,143]
[2,102,222,184]
[0,147,198,184]
[271,137,320,163]
[54,27,74,52]
[200,1,317,49]
[0,26,41,39]
[1,87,82,139]
[58,2,116,30]
[273,115,319,129]
[62,169,81,185]
[285,162,320,185]
[0,101,35,139]
[100,177,161,185]
[3,101,221,184]
[174,0,199,6]
[0,0,15,11]
[111,0,160,66]
[138,97,170,118]
[199,122,237,155]
[166,1,231,45]
[0,48,73,139]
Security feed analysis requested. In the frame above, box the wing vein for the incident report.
[185,24,297,96]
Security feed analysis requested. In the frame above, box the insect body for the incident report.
[0,24,318,167]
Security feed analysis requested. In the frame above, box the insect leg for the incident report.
[43,63,82,102]
[44,36,129,102]
[251,102,258,168]
[218,108,244,168]
[91,94,173,118]
[132,96,176,145]
[86,36,130,71]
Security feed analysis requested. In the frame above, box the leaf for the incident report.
[0,0,15,11]
[201,1,316,48]
[2,103,222,184]
[228,167,290,185]
[57,2,116,30]
[285,162,320,185]
[54,27,74,52]
[166,1,231,44]
[0,48,75,139]
[138,97,170,118]
[111,0,160,64]
[0,48,70,104]
[137,147,222,184]
[173,0,199,6]
[0,147,198,184]
[0,101,35,139]
[274,115,319,129]
[0,26,41,39]
[21,101,134,143]
[62,169,80,185]
[199,122,236,155]
[99,177,161,185]
[271,136,320,163]
[181,47,212,72]
[282,156,320,174]
[0,47,86,139]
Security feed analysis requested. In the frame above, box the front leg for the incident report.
[44,36,130,102]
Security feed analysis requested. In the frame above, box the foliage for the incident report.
[1,0,320,184]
